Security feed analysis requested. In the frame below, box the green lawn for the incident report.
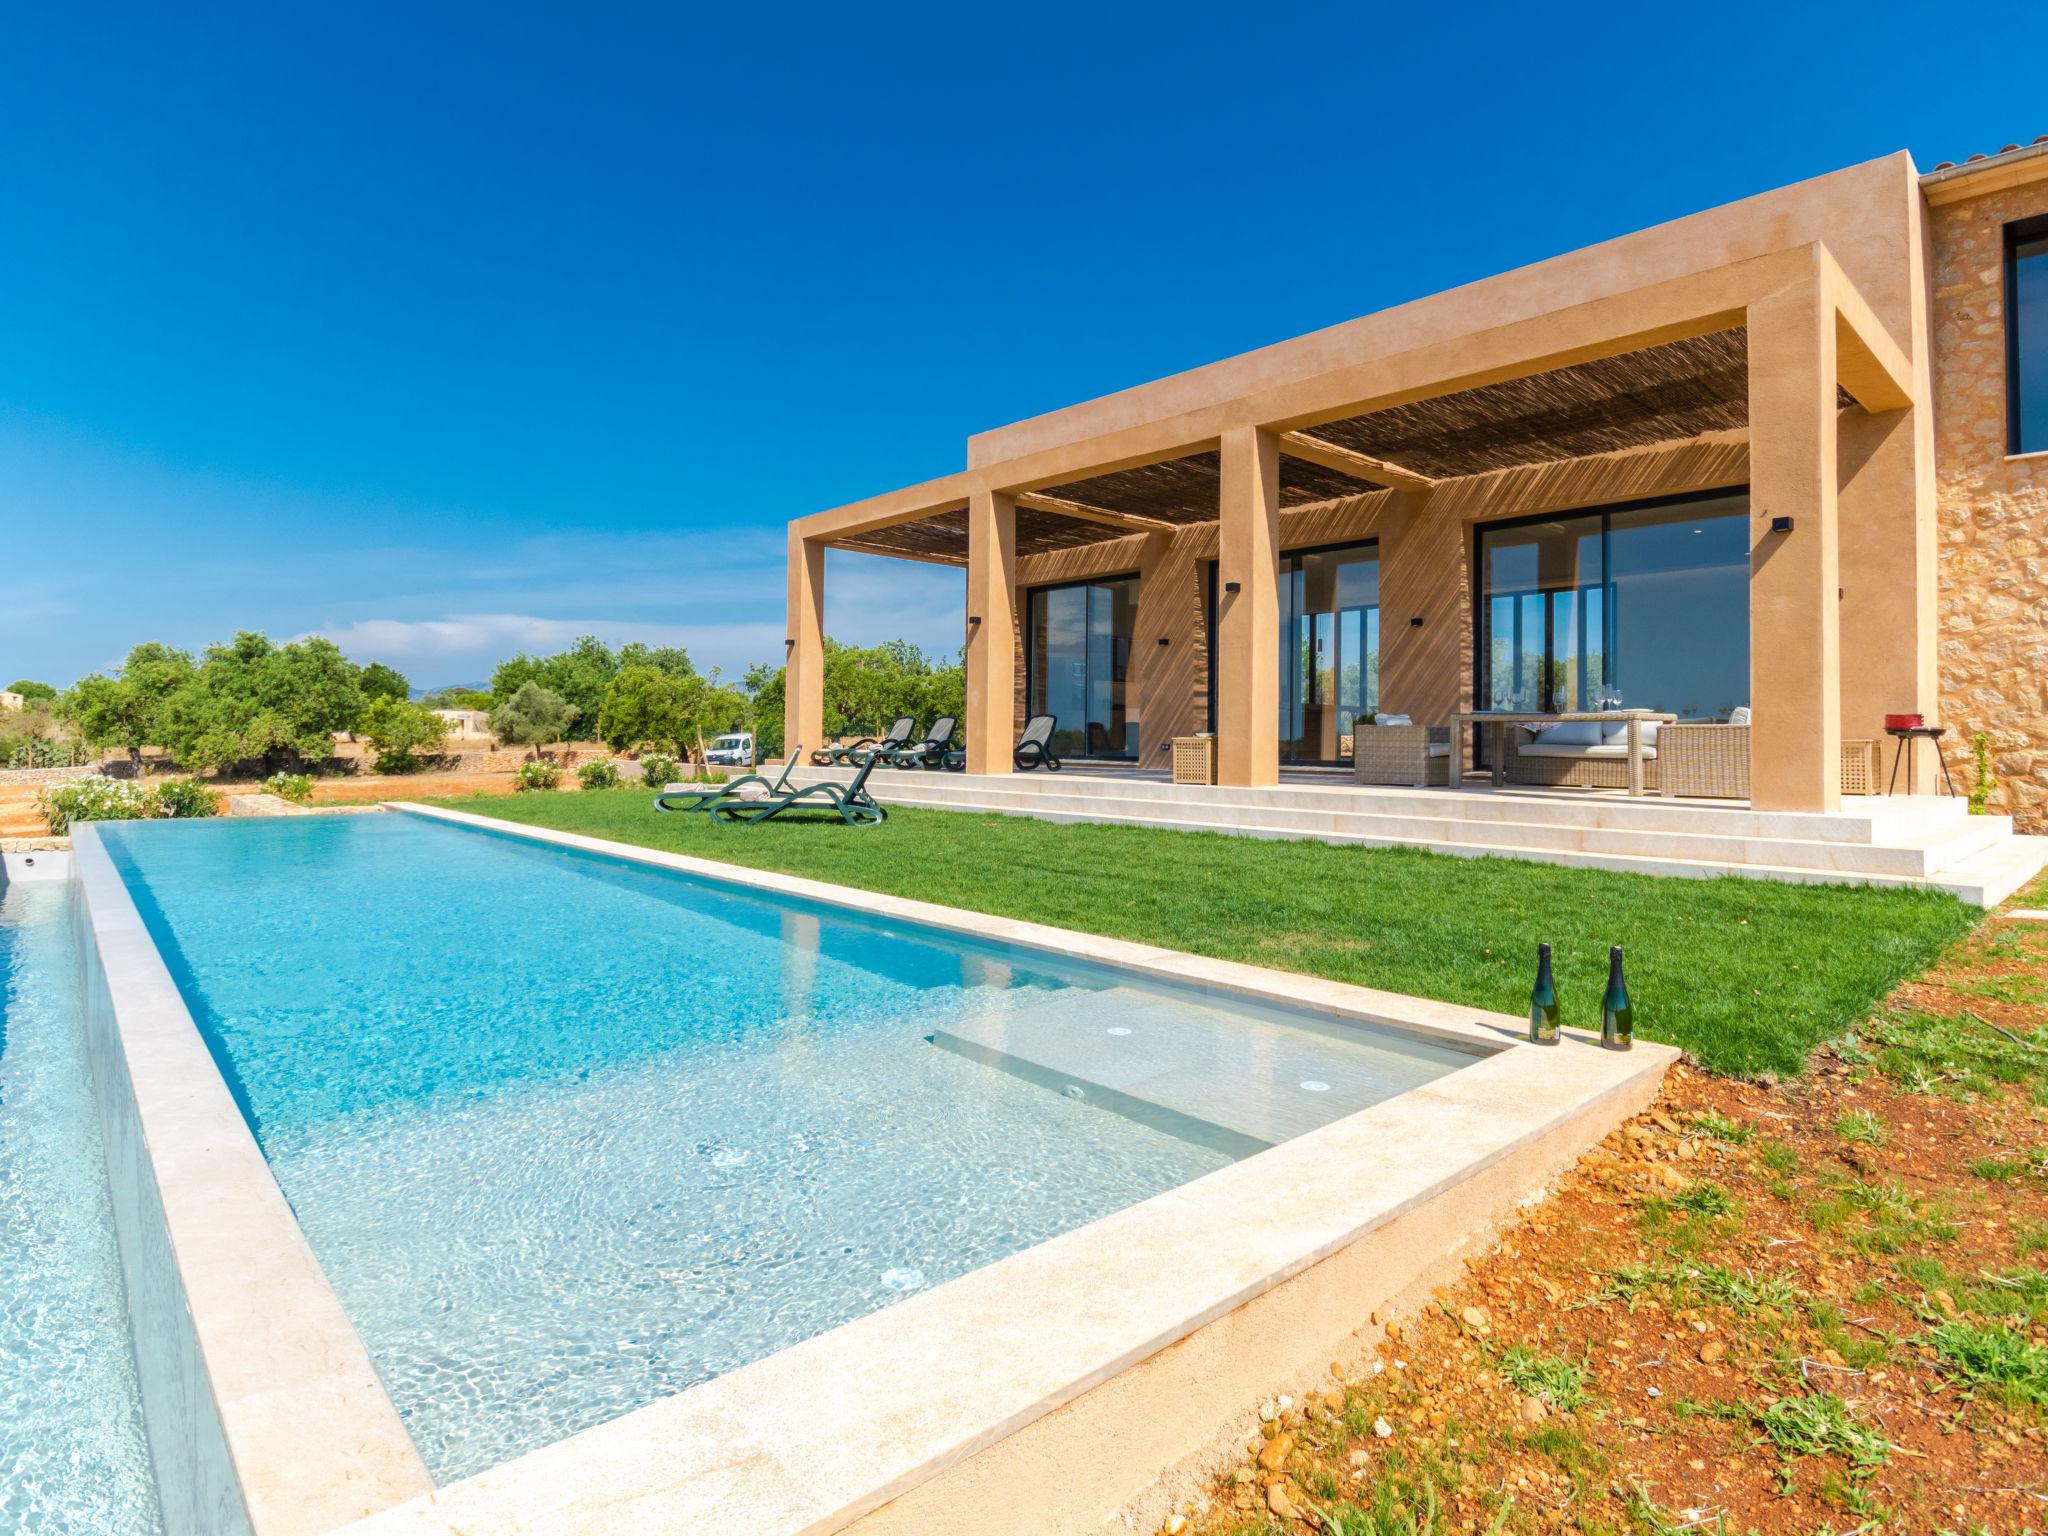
[425,789,1978,1077]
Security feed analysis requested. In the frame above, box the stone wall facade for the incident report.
[1931,180,2048,829]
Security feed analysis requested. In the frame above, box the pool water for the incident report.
[101,813,1468,1481]
[0,878,164,1534]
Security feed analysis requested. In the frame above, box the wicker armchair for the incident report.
[1660,725,1882,799]
[1657,724,1748,798]
[1354,724,1453,787]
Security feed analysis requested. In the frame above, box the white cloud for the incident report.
[311,613,790,684]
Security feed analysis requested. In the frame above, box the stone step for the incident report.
[1928,835,2048,908]
[851,777,2007,880]
[881,794,2028,898]
[813,764,1980,846]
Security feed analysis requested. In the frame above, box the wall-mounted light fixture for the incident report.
[784,637,795,650]
[967,615,983,626]
[1770,515,1795,534]
[1409,616,1424,628]
[1157,636,1170,646]
[1223,581,1242,594]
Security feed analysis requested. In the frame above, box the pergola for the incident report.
[786,154,1934,813]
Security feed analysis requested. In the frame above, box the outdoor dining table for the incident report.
[1451,709,1679,798]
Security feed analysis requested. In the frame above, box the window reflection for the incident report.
[1477,492,1749,725]
[1028,577,1139,759]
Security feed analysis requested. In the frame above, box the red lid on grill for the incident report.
[1885,713,1925,731]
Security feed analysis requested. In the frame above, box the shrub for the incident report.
[152,776,221,821]
[491,683,577,757]
[576,759,621,791]
[637,753,680,786]
[514,759,561,792]
[40,775,154,836]
[360,695,448,773]
[1969,730,1996,814]
[263,771,313,803]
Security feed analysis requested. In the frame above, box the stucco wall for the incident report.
[1930,180,2048,829]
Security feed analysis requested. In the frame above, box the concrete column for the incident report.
[784,531,825,763]
[1747,271,1841,813]
[1216,425,1281,786]
[1838,405,1936,787]
[965,489,1018,774]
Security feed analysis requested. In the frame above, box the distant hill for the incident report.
[413,682,491,703]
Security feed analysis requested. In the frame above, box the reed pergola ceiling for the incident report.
[1298,330,1754,481]
[832,503,1122,564]
[830,326,1855,563]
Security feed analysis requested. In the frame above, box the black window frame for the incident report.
[1023,571,1143,761]
[2006,213,2048,456]
[1468,485,1751,763]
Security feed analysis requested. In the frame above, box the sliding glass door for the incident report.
[1282,543,1380,764]
[1027,575,1140,760]
[1476,490,1749,728]
[1205,541,1381,765]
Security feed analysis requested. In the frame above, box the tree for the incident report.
[359,696,448,772]
[615,642,696,678]
[358,662,411,706]
[490,636,617,735]
[597,665,692,754]
[6,679,56,702]
[156,632,365,774]
[489,682,577,758]
[58,642,197,767]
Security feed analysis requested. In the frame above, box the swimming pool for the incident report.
[0,875,163,1535]
[98,812,1472,1482]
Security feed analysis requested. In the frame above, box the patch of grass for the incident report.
[1926,1318,2048,1411]
[1495,1344,1596,1412]
[1865,1008,2047,1100]
[1969,1156,2029,1181]
[1671,1181,1737,1217]
[1752,1391,1892,1466]
[1756,1139,1800,1178]
[1833,1109,1888,1147]
[1590,1260,1795,1313]
[1687,1110,1753,1146]
[2018,1222,2048,1257]
[1806,1297,1893,1369]
[1809,1179,1958,1255]
[430,792,1979,1076]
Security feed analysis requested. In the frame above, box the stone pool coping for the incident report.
[309,802,1679,1535]
[69,824,436,1536]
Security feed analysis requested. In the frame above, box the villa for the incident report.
[784,142,2048,901]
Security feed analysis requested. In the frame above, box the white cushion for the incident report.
[1530,720,1608,748]
[1426,742,1451,758]
[1374,713,1413,726]
[1519,741,1658,761]
[1728,706,1752,725]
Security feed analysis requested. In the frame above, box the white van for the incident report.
[702,732,755,767]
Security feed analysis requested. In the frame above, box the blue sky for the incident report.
[4,3,2042,690]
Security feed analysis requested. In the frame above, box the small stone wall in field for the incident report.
[0,764,100,788]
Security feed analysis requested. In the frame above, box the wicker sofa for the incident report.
[1499,720,1661,791]
[1353,723,1453,786]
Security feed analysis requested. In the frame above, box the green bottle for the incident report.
[1528,942,1560,1045]
[1600,946,1633,1051]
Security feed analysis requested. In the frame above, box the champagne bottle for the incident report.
[1528,942,1560,1045]
[1600,946,1633,1051]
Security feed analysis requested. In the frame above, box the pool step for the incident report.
[928,984,1459,1153]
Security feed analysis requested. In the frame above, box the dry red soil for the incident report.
[1182,895,2048,1536]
